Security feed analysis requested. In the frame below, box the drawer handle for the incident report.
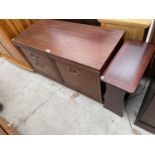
[30,53,39,60]
[36,61,44,68]
[68,67,80,76]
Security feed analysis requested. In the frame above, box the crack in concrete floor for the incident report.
[16,87,63,129]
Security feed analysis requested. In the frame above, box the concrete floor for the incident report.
[0,57,152,135]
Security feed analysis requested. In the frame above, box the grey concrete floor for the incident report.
[0,57,152,135]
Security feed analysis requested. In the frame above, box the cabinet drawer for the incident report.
[20,47,62,82]
[55,58,99,100]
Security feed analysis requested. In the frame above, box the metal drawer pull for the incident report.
[30,53,39,60]
[68,67,80,76]
[36,61,44,68]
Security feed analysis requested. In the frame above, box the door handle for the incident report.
[67,67,80,76]
[30,53,39,60]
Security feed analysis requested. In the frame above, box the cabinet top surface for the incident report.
[13,20,124,71]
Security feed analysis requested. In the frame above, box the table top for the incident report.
[101,41,155,93]
[13,20,124,71]
[98,19,152,28]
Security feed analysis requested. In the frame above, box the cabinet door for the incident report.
[140,96,155,128]
[54,57,100,101]
[138,80,155,128]
[20,47,63,82]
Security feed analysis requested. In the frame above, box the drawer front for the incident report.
[20,47,62,81]
[55,59,99,100]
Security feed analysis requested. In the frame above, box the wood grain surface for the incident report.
[0,19,36,70]
[101,41,155,93]
[98,19,151,41]
[0,117,18,135]
[13,19,124,71]
[98,19,151,28]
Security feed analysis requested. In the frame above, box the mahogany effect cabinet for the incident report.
[135,80,155,134]
[12,20,124,102]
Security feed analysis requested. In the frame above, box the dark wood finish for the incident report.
[101,41,155,116]
[102,41,155,93]
[0,117,18,135]
[54,57,100,101]
[13,20,124,102]
[13,19,124,71]
[104,83,126,116]
[135,80,155,134]
[58,19,100,26]
[20,46,63,83]
[148,54,155,79]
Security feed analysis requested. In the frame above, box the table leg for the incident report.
[104,83,126,117]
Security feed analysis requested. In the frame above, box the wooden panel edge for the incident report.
[0,117,18,135]
[1,54,34,72]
